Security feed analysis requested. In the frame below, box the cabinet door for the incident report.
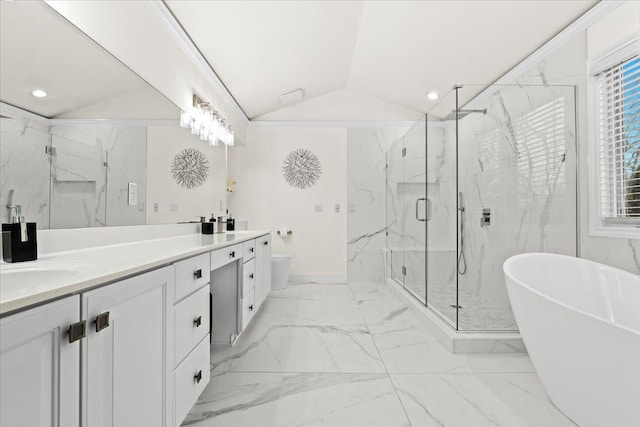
[1,296,80,427]
[255,234,272,310]
[82,266,173,427]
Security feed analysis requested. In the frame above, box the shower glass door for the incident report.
[425,89,459,327]
[402,119,427,303]
[386,137,405,287]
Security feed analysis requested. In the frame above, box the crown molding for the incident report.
[465,0,624,109]
[146,0,249,124]
[248,120,432,128]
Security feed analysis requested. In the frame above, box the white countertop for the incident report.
[0,231,269,316]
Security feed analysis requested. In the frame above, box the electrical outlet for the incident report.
[169,203,178,213]
[315,204,323,213]
[153,203,159,212]
[127,183,137,206]
[335,204,340,213]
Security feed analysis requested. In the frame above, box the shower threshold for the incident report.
[386,278,526,354]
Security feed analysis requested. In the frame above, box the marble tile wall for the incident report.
[456,85,578,330]
[0,117,51,228]
[347,127,408,281]
[0,117,147,229]
[506,32,640,275]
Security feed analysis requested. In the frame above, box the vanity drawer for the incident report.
[174,285,210,367]
[243,239,256,261]
[174,335,210,427]
[241,288,255,331]
[175,253,210,303]
[210,243,242,271]
[242,258,256,297]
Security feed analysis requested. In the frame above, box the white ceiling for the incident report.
[0,1,179,119]
[167,0,597,121]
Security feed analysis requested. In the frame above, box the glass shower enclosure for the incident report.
[386,84,578,332]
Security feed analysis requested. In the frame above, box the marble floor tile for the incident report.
[391,373,575,426]
[183,372,411,427]
[185,281,560,426]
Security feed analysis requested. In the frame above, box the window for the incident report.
[589,38,640,236]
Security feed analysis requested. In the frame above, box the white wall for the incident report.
[228,126,347,280]
[146,126,226,224]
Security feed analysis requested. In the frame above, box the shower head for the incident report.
[442,108,488,121]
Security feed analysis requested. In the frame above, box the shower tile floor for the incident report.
[183,281,575,426]
[404,280,518,331]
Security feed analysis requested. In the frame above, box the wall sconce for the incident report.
[180,95,235,146]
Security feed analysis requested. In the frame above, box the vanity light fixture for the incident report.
[427,91,439,101]
[31,89,47,98]
[180,94,234,146]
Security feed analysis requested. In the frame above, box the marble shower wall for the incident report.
[51,125,147,228]
[0,116,147,229]
[347,127,408,281]
[505,30,640,275]
[0,117,51,228]
[456,85,578,330]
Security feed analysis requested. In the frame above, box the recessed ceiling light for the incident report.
[427,91,439,101]
[31,89,48,98]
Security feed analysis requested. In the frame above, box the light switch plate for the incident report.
[127,183,137,206]
[335,204,340,213]
[153,203,159,212]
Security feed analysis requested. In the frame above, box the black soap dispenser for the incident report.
[2,204,37,263]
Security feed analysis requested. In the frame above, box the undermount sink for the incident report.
[0,262,88,293]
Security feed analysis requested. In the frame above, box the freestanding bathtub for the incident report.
[504,253,640,427]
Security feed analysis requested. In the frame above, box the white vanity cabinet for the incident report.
[0,296,81,427]
[81,266,173,427]
[255,234,272,311]
[171,255,211,427]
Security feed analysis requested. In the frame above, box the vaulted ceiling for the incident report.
[166,0,597,121]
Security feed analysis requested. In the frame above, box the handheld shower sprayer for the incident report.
[457,192,467,275]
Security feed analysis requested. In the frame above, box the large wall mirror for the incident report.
[0,1,227,229]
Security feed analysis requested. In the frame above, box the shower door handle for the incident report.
[416,198,430,222]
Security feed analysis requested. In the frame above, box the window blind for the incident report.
[597,55,640,223]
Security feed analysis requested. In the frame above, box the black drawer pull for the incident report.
[68,321,86,343]
[194,370,202,383]
[194,316,202,328]
[229,251,235,258]
[194,269,202,279]
[94,312,110,333]
[249,273,254,279]
[249,247,254,253]
[263,241,269,246]
[249,304,254,311]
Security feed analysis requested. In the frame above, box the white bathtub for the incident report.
[504,253,640,427]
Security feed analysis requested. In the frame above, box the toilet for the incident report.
[271,254,292,290]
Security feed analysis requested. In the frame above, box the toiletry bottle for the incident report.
[201,215,214,234]
[216,216,226,233]
[2,204,37,263]
[226,213,235,231]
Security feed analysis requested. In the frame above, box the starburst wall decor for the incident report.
[171,148,209,189]
[282,148,322,189]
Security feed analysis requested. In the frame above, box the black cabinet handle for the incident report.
[229,251,235,258]
[94,312,110,333]
[249,304,254,311]
[194,370,202,383]
[249,273,254,279]
[194,269,202,279]
[194,316,202,328]
[263,241,269,246]
[249,247,254,253]
[68,321,86,343]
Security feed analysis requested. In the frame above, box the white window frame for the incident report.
[587,35,640,238]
